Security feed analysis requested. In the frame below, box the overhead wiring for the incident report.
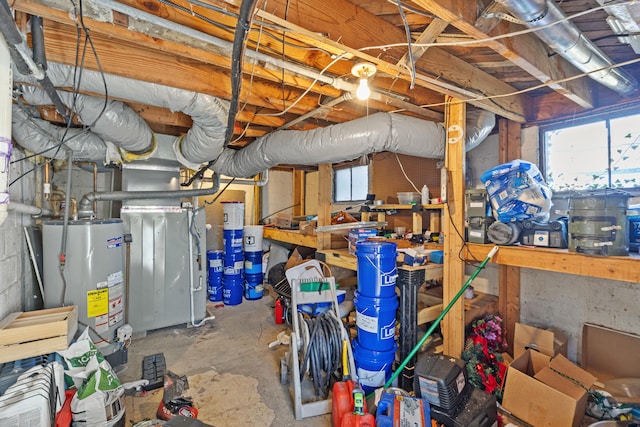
[358,0,639,51]
[395,0,416,89]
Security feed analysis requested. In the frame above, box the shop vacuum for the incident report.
[414,353,498,427]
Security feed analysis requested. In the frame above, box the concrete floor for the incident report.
[119,297,331,427]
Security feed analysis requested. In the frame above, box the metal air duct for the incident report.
[497,0,637,95]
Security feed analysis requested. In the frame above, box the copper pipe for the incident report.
[44,162,51,200]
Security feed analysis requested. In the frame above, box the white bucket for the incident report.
[243,225,264,252]
[222,202,244,230]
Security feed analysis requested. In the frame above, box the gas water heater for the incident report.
[42,219,126,356]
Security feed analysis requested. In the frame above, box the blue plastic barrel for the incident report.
[244,272,264,300]
[244,251,263,274]
[223,229,244,255]
[354,291,398,351]
[355,241,398,298]
[207,250,223,302]
[223,274,243,306]
[352,338,397,395]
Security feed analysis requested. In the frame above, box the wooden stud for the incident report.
[442,98,466,357]
[316,164,333,250]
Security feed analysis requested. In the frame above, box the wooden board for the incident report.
[0,306,78,363]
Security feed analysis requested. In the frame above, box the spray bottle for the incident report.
[421,184,429,205]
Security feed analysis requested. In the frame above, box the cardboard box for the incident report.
[514,322,568,359]
[582,323,640,381]
[502,350,597,427]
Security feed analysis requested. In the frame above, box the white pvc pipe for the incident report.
[0,35,11,226]
[8,201,54,216]
[188,208,214,328]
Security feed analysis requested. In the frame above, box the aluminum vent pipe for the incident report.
[497,0,637,95]
[77,173,220,218]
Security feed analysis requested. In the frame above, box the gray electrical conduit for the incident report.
[77,173,221,218]
[58,149,74,306]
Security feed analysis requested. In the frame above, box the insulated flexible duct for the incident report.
[19,85,154,157]
[497,0,637,95]
[210,110,496,178]
[11,105,114,161]
[13,63,495,176]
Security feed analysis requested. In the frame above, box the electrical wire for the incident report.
[359,0,639,51]
[395,0,416,90]
[258,203,301,224]
[394,153,420,193]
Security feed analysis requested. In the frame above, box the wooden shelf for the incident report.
[316,248,444,281]
[372,203,445,210]
[263,227,317,248]
[465,243,640,284]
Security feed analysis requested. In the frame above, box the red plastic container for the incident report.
[341,412,376,427]
[55,389,76,427]
[332,380,371,427]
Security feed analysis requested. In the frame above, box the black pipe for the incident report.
[397,267,425,392]
[30,15,47,70]
[224,0,259,146]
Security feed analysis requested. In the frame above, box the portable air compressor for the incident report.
[414,353,498,427]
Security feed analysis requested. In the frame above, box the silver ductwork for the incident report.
[11,105,115,161]
[13,63,495,177]
[497,0,637,96]
[210,111,495,178]
[17,85,155,160]
[13,62,228,168]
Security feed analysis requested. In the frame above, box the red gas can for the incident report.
[332,381,371,427]
[341,412,376,427]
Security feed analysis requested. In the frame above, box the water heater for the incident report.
[42,219,126,355]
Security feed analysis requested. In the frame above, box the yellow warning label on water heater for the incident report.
[87,288,109,318]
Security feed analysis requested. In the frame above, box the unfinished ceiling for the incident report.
[6,0,640,156]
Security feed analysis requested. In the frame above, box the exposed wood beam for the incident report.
[411,0,595,110]
[397,18,449,70]
[256,0,527,121]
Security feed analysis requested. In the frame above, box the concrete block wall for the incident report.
[1,150,38,319]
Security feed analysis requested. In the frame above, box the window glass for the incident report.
[334,165,368,202]
[542,111,640,191]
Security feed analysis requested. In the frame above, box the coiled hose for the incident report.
[299,310,344,398]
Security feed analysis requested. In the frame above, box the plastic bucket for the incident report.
[244,272,264,300]
[223,250,244,269]
[356,241,398,298]
[352,338,397,395]
[223,229,243,255]
[354,291,398,351]
[243,225,264,252]
[222,201,244,230]
[207,250,224,302]
[223,275,243,306]
[244,251,263,274]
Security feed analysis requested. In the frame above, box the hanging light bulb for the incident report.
[351,62,377,101]
[356,78,370,100]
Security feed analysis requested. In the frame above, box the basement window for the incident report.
[334,165,368,202]
[542,110,640,192]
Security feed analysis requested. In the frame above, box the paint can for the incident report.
[207,250,223,302]
[354,291,398,351]
[352,338,397,395]
[355,241,398,298]
[222,201,244,230]
[223,273,243,306]
[243,225,264,252]
[244,250,263,274]
[244,272,264,300]
[223,229,243,255]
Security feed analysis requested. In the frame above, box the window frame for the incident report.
[539,107,640,194]
[333,163,369,203]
